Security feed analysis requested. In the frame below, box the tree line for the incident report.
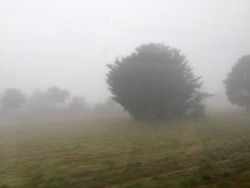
[1,43,249,120]
[0,86,121,115]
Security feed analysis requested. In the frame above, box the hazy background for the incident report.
[0,0,250,108]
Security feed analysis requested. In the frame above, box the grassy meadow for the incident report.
[0,113,250,188]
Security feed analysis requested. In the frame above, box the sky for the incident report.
[0,0,250,104]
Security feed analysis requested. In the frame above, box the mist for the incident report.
[1,1,250,187]
[1,0,249,106]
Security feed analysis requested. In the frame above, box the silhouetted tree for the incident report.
[224,55,250,111]
[46,86,70,110]
[1,88,26,111]
[107,43,209,120]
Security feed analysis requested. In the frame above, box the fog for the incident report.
[0,0,250,106]
[2,2,250,187]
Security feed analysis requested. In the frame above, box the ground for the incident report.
[0,113,250,188]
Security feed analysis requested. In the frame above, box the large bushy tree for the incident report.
[1,88,26,111]
[224,55,250,111]
[107,43,209,120]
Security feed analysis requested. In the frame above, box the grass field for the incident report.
[0,113,250,188]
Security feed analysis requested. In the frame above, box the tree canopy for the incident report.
[1,88,26,111]
[28,89,51,113]
[68,96,86,112]
[107,43,209,120]
[46,86,70,110]
[224,55,250,111]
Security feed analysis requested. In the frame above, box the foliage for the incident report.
[1,88,26,111]
[68,96,87,113]
[224,55,250,111]
[46,86,70,110]
[107,43,209,120]
[28,89,51,113]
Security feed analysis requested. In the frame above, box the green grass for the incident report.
[0,114,250,188]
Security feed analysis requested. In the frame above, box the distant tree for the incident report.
[107,43,209,120]
[94,98,122,114]
[28,89,51,113]
[46,86,70,110]
[224,55,250,111]
[68,96,87,113]
[104,98,121,111]
[1,88,26,111]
